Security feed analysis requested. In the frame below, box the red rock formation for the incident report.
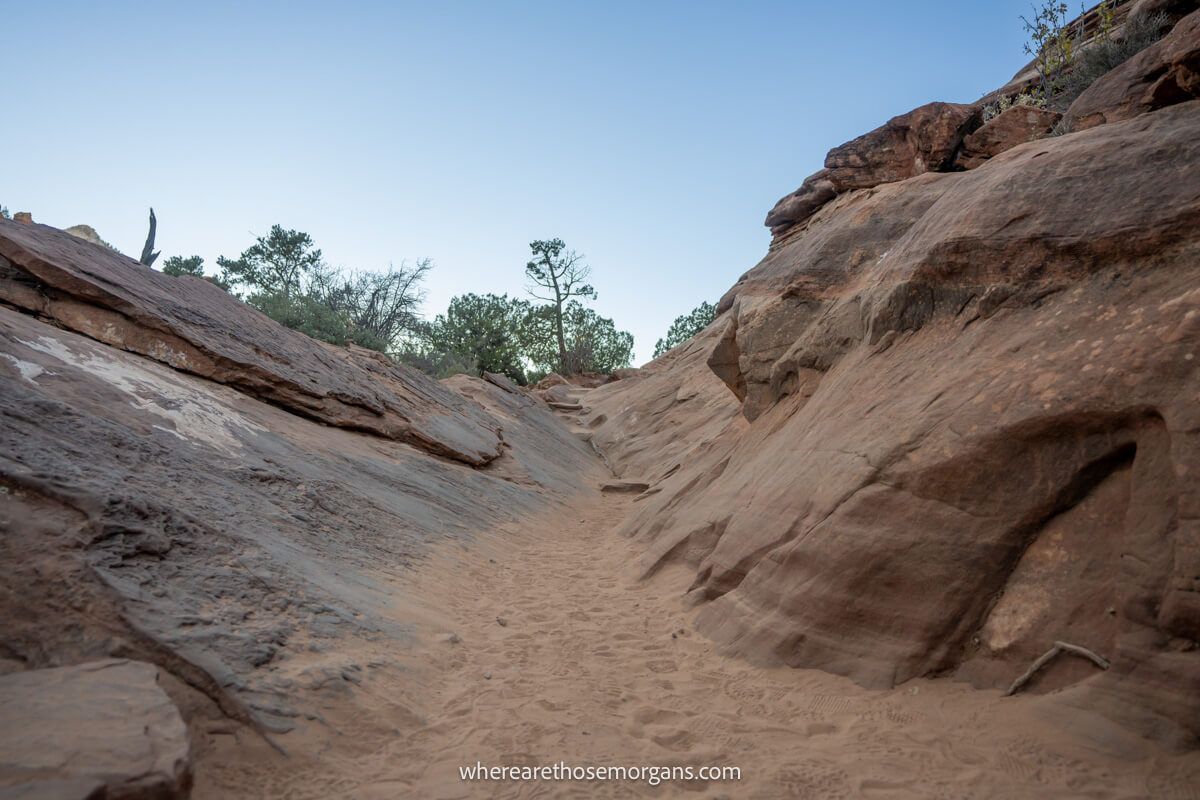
[765,102,979,238]
[0,279,603,744]
[956,105,1062,169]
[587,91,1200,746]
[1064,9,1200,131]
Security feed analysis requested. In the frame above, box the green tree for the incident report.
[524,239,596,373]
[654,301,716,358]
[427,293,533,383]
[0,206,9,219]
[216,225,427,352]
[218,225,324,298]
[1020,1,1075,101]
[525,301,633,374]
[161,255,206,278]
[160,255,232,291]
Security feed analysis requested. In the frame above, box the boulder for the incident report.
[62,225,113,250]
[482,370,522,395]
[763,170,838,236]
[956,105,1062,169]
[1063,9,1200,131]
[764,102,979,238]
[0,660,191,799]
[823,101,978,190]
[0,220,502,465]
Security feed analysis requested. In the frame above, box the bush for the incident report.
[524,301,634,374]
[1050,12,1170,110]
[654,301,716,357]
[982,91,1044,123]
[217,226,428,353]
[425,293,532,384]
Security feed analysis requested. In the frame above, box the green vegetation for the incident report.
[161,255,206,278]
[207,225,429,353]
[524,301,633,375]
[982,91,1044,123]
[1051,10,1169,110]
[1014,2,1169,113]
[424,293,534,383]
[524,238,597,371]
[155,225,632,379]
[1020,1,1076,101]
[654,301,716,358]
[0,206,9,219]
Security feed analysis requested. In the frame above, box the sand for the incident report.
[190,486,1200,799]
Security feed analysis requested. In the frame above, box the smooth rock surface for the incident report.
[0,659,190,799]
[0,302,602,738]
[586,100,1200,746]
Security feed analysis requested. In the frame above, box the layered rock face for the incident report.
[585,34,1200,744]
[0,222,503,465]
[0,222,604,792]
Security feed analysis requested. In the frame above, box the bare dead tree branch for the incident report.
[1005,640,1110,697]
[140,207,160,267]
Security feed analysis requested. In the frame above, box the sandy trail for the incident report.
[193,428,1200,799]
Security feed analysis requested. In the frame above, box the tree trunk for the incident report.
[553,286,568,374]
[140,208,160,267]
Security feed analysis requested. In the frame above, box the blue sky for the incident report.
[5,1,1032,364]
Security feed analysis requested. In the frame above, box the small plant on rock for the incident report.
[982,91,1045,122]
[1021,1,1076,101]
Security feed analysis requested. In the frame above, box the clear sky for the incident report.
[5,0,1033,364]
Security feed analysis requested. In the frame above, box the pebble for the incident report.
[483,671,492,680]
[496,617,508,627]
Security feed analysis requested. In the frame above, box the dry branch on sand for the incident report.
[1005,641,1111,697]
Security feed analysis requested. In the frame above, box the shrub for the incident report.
[654,301,717,357]
[982,91,1044,123]
[1050,11,1170,110]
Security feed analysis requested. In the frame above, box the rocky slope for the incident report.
[0,221,604,796]
[583,7,1200,748]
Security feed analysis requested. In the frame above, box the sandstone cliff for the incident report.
[583,8,1200,747]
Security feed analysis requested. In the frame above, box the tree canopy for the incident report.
[654,301,716,358]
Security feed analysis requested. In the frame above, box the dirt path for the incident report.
[192,436,1200,799]
[341,488,1196,799]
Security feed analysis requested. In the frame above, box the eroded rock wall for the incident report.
[0,228,604,751]
[587,96,1200,745]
